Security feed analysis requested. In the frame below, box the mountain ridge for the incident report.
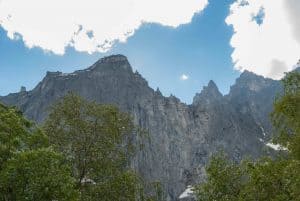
[0,55,283,201]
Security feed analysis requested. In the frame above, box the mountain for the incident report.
[0,55,283,201]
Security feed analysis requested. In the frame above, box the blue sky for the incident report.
[0,0,299,103]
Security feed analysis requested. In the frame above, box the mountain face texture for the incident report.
[0,55,283,201]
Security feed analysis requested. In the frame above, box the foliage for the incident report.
[0,103,78,201]
[0,104,48,170]
[81,170,141,201]
[138,181,164,201]
[195,71,300,201]
[0,148,78,201]
[195,155,300,201]
[195,153,244,201]
[240,158,300,201]
[271,71,300,159]
[43,92,143,200]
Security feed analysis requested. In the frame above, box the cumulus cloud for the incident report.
[0,0,208,54]
[226,0,300,79]
[284,0,300,45]
[180,74,189,81]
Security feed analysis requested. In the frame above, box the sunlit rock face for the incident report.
[0,55,282,201]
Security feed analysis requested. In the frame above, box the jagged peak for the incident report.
[207,80,218,91]
[201,80,221,95]
[239,70,261,79]
[193,80,222,105]
[230,70,277,93]
[241,70,253,75]
[239,69,278,82]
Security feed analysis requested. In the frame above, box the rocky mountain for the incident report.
[0,55,283,201]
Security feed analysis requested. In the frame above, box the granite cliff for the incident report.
[0,55,283,201]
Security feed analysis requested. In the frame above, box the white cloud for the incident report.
[284,0,300,45]
[226,0,300,79]
[180,74,189,81]
[0,0,208,55]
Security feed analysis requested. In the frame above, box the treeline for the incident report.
[195,71,300,201]
[0,93,163,201]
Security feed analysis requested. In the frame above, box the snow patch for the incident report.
[179,185,194,199]
[259,137,287,151]
[266,142,287,151]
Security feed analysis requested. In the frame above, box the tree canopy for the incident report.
[0,103,78,201]
[0,148,78,201]
[271,71,300,159]
[43,93,143,201]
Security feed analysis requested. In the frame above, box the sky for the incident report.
[0,0,299,104]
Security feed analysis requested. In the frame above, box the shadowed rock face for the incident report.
[226,71,282,141]
[0,55,282,201]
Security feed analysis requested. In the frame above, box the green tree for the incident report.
[43,93,140,200]
[0,148,78,201]
[271,71,300,159]
[195,154,244,201]
[239,158,300,201]
[0,103,78,201]
[196,156,300,201]
[0,104,47,170]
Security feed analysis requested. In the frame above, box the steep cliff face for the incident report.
[0,55,281,201]
[226,70,282,140]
